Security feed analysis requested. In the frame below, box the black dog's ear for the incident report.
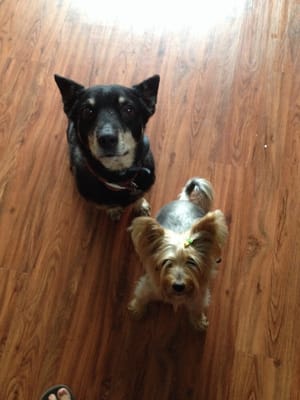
[133,75,160,116]
[54,74,85,116]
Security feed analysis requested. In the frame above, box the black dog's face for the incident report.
[54,75,160,171]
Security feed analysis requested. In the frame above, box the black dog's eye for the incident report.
[121,104,136,118]
[81,106,95,120]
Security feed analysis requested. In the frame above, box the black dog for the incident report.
[54,74,159,220]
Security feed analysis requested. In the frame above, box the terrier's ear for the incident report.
[133,75,160,116]
[190,210,228,259]
[129,216,164,258]
[54,74,85,117]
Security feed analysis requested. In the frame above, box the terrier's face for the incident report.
[130,210,228,306]
[156,235,204,303]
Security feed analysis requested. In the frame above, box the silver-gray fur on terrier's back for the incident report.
[156,178,214,233]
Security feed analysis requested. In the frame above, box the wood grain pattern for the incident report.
[0,0,300,399]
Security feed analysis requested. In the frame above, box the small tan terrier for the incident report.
[128,178,228,330]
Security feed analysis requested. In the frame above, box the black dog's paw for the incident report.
[133,198,151,217]
[107,207,124,221]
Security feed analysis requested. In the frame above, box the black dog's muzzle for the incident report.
[96,123,119,151]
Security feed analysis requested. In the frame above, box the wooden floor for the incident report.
[1,0,300,399]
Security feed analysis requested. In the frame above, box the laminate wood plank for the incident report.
[0,0,300,399]
[228,353,278,399]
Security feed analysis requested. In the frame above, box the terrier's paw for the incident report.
[107,207,124,221]
[190,313,209,331]
[128,298,147,319]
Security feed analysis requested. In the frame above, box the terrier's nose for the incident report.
[172,283,186,293]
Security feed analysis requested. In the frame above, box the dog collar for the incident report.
[101,180,134,191]
[85,162,141,193]
[97,175,139,193]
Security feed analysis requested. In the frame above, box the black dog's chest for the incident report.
[74,167,144,206]
[68,124,155,207]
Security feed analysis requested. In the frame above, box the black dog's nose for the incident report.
[172,283,186,293]
[97,124,118,149]
[98,134,118,149]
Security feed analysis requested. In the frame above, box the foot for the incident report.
[189,312,209,331]
[128,297,147,319]
[133,197,151,216]
[107,206,124,221]
[48,387,72,400]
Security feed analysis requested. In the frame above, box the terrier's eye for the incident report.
[81,106,95,120]
[186,258,198,268]
[161,259,172,268]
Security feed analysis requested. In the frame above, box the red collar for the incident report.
[85,160,138,192]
